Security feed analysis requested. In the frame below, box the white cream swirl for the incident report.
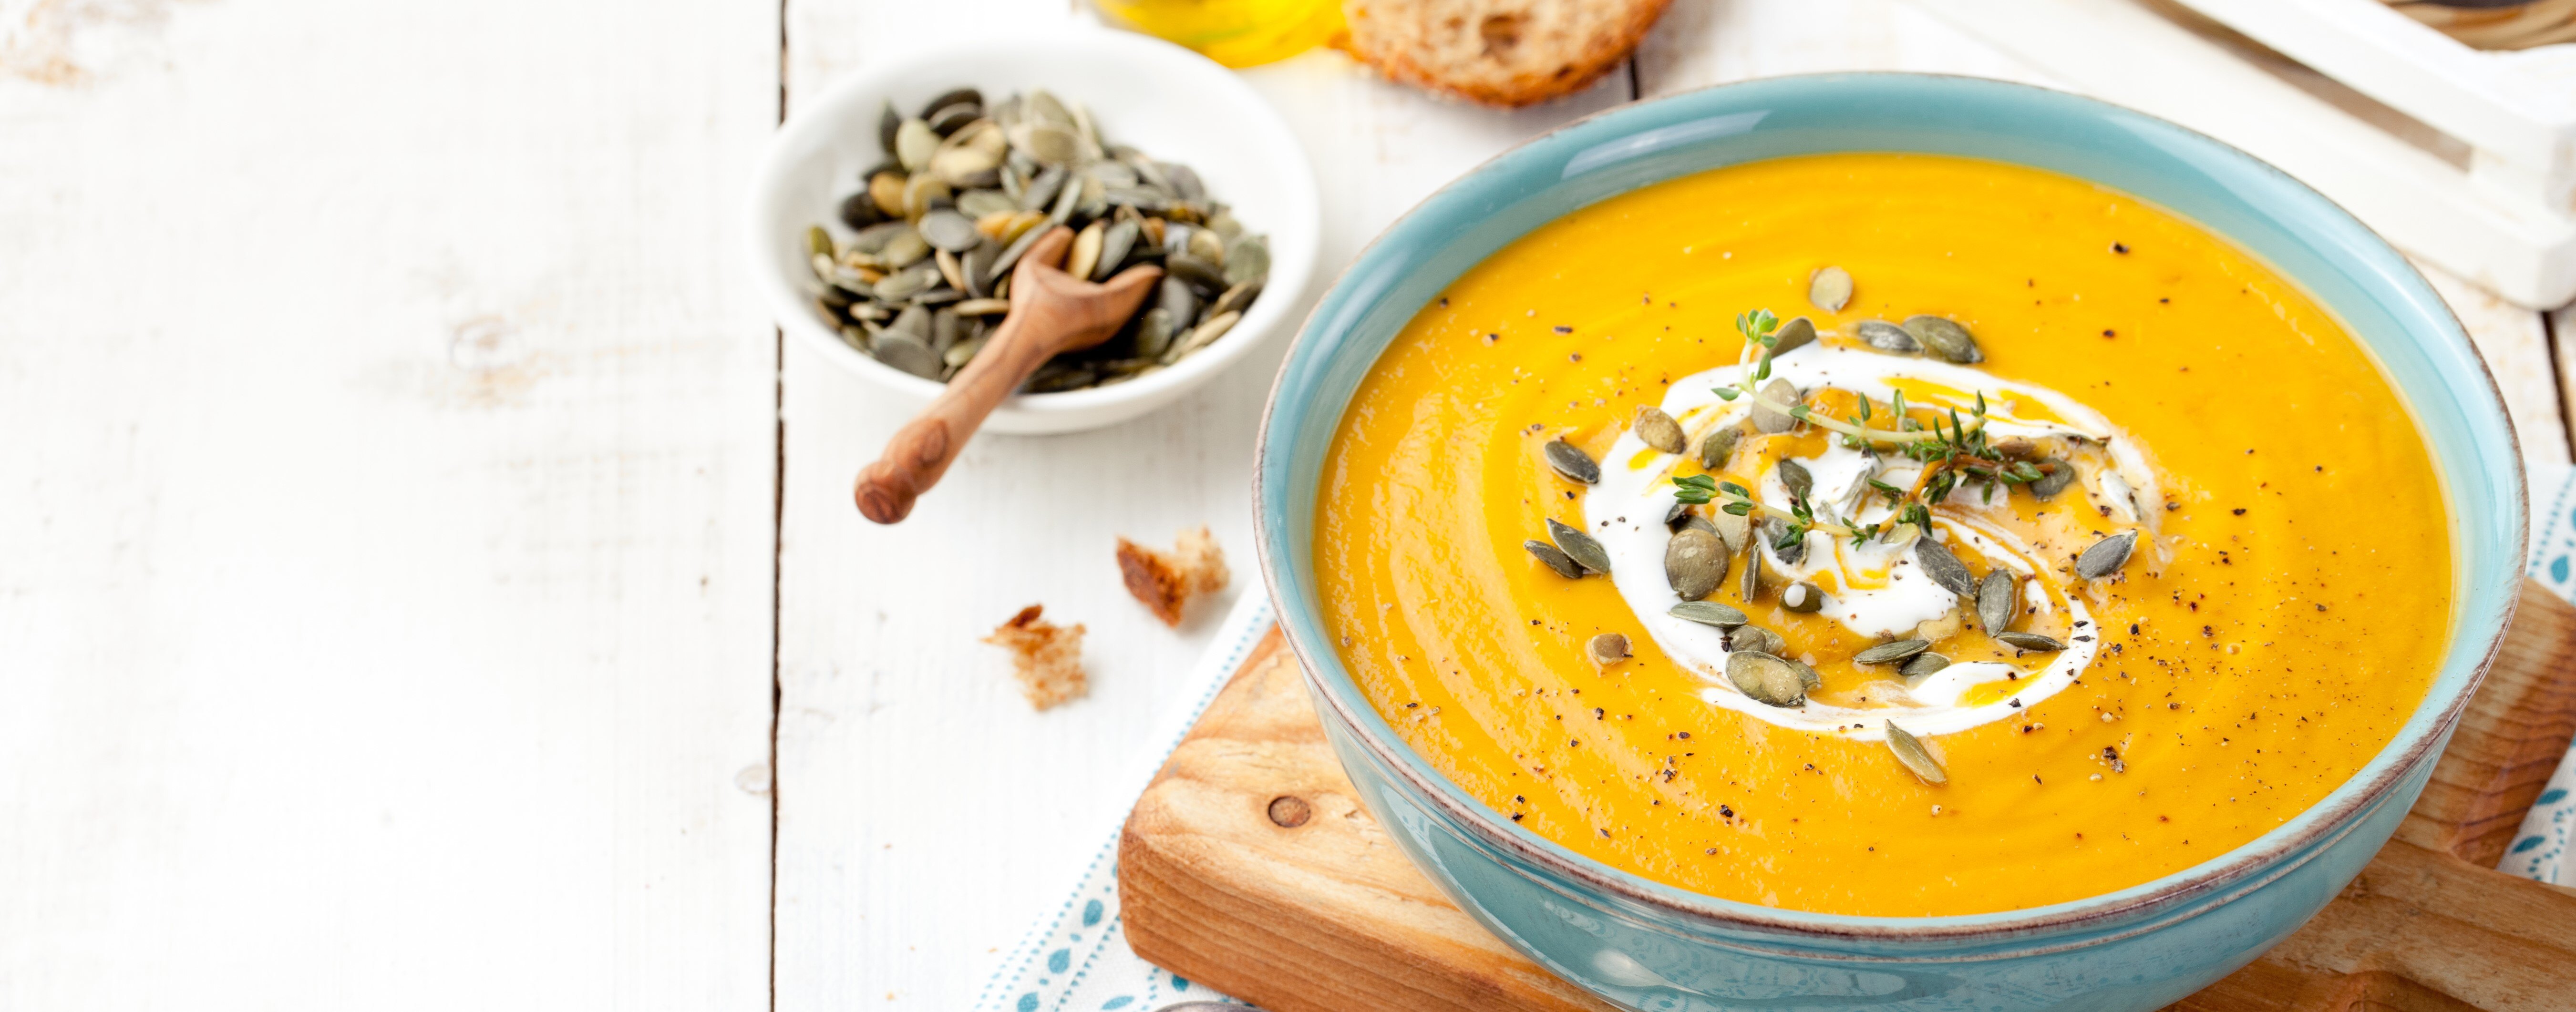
[1580,343,2160,740]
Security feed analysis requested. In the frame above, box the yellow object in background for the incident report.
[1096,0,1346,68]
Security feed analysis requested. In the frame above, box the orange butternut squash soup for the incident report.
[1313,153,2450,917]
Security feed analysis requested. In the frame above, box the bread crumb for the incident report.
[983,605,1088,710]
[1116,527,1230,627]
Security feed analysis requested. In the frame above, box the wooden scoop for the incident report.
[854,225,1164,524]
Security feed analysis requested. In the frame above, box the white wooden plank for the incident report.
[771,5,1627,1007]
[2417,258,2573,471]
[0,1,778,1008]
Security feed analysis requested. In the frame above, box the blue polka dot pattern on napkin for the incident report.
[2505,461,2576,885]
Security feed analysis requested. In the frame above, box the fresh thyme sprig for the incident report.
[1670,307,2068,552]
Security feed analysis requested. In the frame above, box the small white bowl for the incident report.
[747,28,1320,434]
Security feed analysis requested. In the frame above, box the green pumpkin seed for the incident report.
[1727,652,1807,707]
[1781,581,1825,613]
[879,226,931,268]
[1677,513,1718,537]
[1015,123,1082,166]
[1093,218,1140,280]
[1669,601,1749,628]
[1751,378,1801,433]
[1187,227,1226,265]
[1213,279,1262,318]
[1164,310,1238,362]
[2077,531,2138,580]
[1977,569,2017,636]
[1778,458,1814,500]
[1544,439,1599,484]
[1729,624,1786,657]
[1018,165,1067,212]
[1547,519,1612,574]
[918,87,983,120]
[1224,235,1269,286]
[1525,539,1582,579]
[1712,509,1749,554]
[1635,405,1687,454]
[1809,266,1853,313]
[806,225,835,258]
[872,331,941,378]
[1666,527,1727,601]
[1588,633,1631,668]
[896,118,939,173]
[1900,652,1951,679]
[1854,639,1930,665]
[1166,253,1225,292]
[1914,537,1976,596]
[1770,316,1817,356]
[1886,722,1947,784]
[1856,319,1917,353]
[1795,658,1823,690]
[1902,315,1983,364]
[1739,546,1763,601]
[1761,517,1806,566]
[957,189,1018,219]
[1698,427,1740,470]
[918,209,981,252]
[1157,276,1199,323]
[1997,632,2067,652]
[2030,458,2076,499]
[877,100,902,152]
[1133,307,1176,359]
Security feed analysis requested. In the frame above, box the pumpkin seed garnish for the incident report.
[2077,531,2138,580]
[1856,319,1918,353]
[1770,316,1818,356]
[1587,633,1631,669]
[1711,509,1749,554]
[1665,527,1727,601]
[1900,652,1951,679]
[1750,378,1802,433]
[1698,427,1740,470]
[1728,624,1786,657]
[1761,516,1807,566]
[1726,652,1807,707]
[1976,570,2017,636]
[1669,601,1749,628]
[1885,722,1947,784]
[1997,631,2067,652]
[1854,639,1930,665]
[1547,519,1612,574]
[2030,458,2076,499]
[1809,266,1853,313]
[1902,315,1983,364]
[1635,405,1687,454]
[804,86,1265,393]
[1781,581,1825,613]
[1777,458,1814,499]
[1913,537,1977,596]
[1738,545,1763,600]
[1544,439,1600,484]
[1525,539,1582,579]
[1677,512,1718,537]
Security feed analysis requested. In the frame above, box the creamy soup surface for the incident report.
[1313,153,2451,917]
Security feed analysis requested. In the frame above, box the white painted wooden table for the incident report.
[3,0,2566,1009]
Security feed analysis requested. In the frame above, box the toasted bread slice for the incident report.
[1339,0,1671,108]
[1118,527,1231,627]
[983,605,1088,710]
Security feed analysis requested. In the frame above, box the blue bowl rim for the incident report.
[1251,72,2527,945]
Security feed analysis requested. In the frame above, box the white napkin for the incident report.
[975,471,2576,1009]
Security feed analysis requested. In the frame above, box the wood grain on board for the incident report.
[1120,582,2576,1012]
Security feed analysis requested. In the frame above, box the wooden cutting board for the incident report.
[1119,581,2576,1012]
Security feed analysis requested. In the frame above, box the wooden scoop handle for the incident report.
[854,227,1163,524]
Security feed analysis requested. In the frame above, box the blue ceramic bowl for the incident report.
[1252,74,2525,1011]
